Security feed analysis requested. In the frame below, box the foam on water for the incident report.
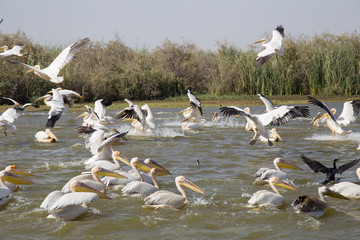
[305,132,360,142]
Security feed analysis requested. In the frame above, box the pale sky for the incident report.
[0,0,359,50]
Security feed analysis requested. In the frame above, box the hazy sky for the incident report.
[1,0,359,50]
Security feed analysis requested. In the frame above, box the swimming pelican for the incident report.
[179,89,203,122]
[35,129,59,143]
[219,105,309,145]
[2,165,35,192]
[34,88,66,127]
[40,180,110,221]
[181,118,203,132]
[94,99,116,124]
[48,88,82,107]
[143,176,205,209]
[291,186,349,218]
[0,44,24,58]
[308,96,353,137]
[329,168,360,199]
[8,38,89,84]
[301,154,360,185]
[61,166,127,194]
[310,99,360,127]
[254,25,285,67]
[0,170,35,206]
[248,176,299,208]
[254,157,303,184]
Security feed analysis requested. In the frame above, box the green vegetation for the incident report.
[0,31,359,104]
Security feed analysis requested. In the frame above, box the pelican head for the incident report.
[310,112,322,126]
[274,157,303,171]
[34,94,52,102]
[130,157,153,173]
[144,158,171,175]
[330,108,336,115]
[212,112,219,122]
[244,107,250,113]
[91,166,127,179]
[176,176,205,195]
[112,151,131,167]
[0,171,35,185]
[45,128,59,142]
[70,180,110,199]
[4,165,35,176]
[270,128,282,142]
[269,176,300,192]
[75,112,88,119]
[0,45,8,51]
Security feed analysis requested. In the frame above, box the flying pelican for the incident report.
[40,180,110,221]
[0,119,16,136]
[35,88,66,127]
[310,98,360,127]
[179,89,203,122]
[254,157,303,184]
[143,176,205,209]
[61,166,127,194]
[48,88,82,107]
[219,105,309,145]
[94,99,116,124]
[0,44,24,58]
[257,92,275,112]
[291,186,349,218]
[76,105,108,130]
[308,96,353,137]
[35,129,59,143]
[8,38,89,84]
[301,154,360,185]
[329,168,360,199]
[254,25,285,67]
[0,170,35,206]
[248,176,299,208]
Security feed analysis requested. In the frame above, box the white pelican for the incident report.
[0,170,34,206]
[329,168,360,199]
[0,44,24,58]
[143,176,205,209]
[308,96,353,137]
[61,166,127,194]
[254,157,303,184]
[248,176,299,208]
[48,88,82,107]
[301,154,360,185]
[254,25,285,67]
[141,104,156,129]
[94,99,116,124]
[8,38,89,84]
[257,92,275,112]
[35,129,59,143]
[35,88,66,127]
[219,104,309,145]
[181,118,203,132]
[76,105,108,130]
[2,165,35,192]
[0,119,16,136]
[40,180,110,221]
[310,98,360,127]
[258,128,282,143]
[179,89,203,122]
[291,186,349,218]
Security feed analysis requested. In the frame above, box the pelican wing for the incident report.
[40,190,65,210]
[308,96,337,122]
[97,131,128,153]
[2,97,19,105]
[248,190,283,207]
[45,38,89,77]
[257,92,274,112]
[337,159,360,174]
[94,99,112,119]
[187,90,202,115]
[219,106,254,120]
[144,190,186,207]
[0,107,20,123]
[49,192,99,210]
[301,154,328,173]
[85,129,106,154]
[258,105,310,126]
[122,181,158,197]
[35,131,49,140]
[337,100,360,126]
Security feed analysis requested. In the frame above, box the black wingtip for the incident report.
[275,25,285,37]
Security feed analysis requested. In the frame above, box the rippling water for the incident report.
[1,102,360,240]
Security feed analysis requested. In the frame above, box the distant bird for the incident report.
[8,38,89,84]
[292,186,349,218]
[309,98,360,127]
[35,88,66,127]
[0,44,24,58]
[254,25,285,67]
[308,96,353,137]
[301,154,360,185]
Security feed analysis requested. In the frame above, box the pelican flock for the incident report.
[1,25,360,234]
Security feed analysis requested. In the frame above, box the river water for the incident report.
[1,102,360,240]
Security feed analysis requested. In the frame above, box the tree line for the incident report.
[0,30,359,104]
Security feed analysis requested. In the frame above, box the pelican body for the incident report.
[0,44,23,58]
[329,168,360,199]
[0,171,34,206]
[35,129,58,143]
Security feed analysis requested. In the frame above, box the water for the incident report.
[1,103,360,240]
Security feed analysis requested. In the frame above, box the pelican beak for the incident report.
[8,165,35,176]
[73,182,111,199]
[180,118,189,123]
[0,46,7,50]
[1,172,35,185]
[25,69,34,74]
[46,129,59,142]
[272,129,283,142]
[134,161,153,173]
[324,188,349,200]
[144,159,171,175]
[181,179,205,195]
[97,168,127,179]
[254,39,266,44]
[34,95,48,102]
[277,160,303,171]
[273,180,300,192]
[122,118,136,122]
[114,153,132,167]
[75,112,87,119]
[310,112,322,125]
